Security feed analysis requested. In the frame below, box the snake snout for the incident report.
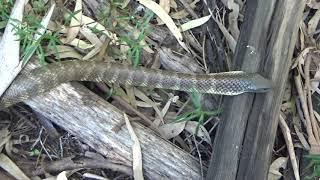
[247,74,272,93]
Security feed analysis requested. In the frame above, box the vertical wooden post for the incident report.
[206,0,305,179]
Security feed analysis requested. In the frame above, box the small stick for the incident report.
[279,114,300,180]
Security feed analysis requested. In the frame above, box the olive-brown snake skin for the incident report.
[0,60,272,108]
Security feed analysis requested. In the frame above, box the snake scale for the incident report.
[0,60,272,108]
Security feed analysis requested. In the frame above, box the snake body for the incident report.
[0,60,272,108]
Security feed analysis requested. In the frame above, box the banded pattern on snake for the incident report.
[0,60,272,108]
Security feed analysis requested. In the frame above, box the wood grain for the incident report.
[26,83,204,179]
[206,0,305,179]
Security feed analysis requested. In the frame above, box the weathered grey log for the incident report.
[25,83,204,179]
[206,0,305,179]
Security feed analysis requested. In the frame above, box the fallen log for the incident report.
[25,82,204,179]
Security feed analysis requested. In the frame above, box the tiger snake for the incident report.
[0,60,272,108]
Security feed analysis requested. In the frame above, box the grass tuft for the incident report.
[175,92,222,135]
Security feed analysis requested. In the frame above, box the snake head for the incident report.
[247,74,272,93]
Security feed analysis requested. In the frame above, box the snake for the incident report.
[0,60,272,108]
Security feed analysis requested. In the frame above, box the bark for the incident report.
[26,83,204,179]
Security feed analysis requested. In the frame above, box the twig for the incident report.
[279,114,300,180]
[124,113,143,180]
[33,157,132,176]
[294,71,318,150]
[304,54,320,142]
[192,135,204,179]
[96,83,156,128]
[178,0,198,18]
